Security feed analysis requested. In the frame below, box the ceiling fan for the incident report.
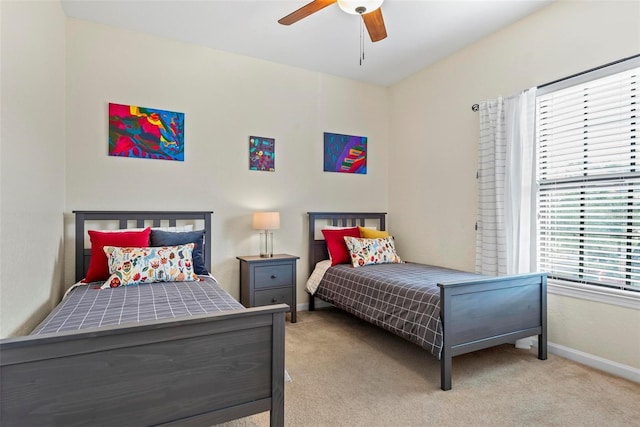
[278,0,387,42]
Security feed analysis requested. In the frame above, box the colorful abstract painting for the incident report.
[323,132,367,174]
[249,136,275,172]
[108,103,185,161]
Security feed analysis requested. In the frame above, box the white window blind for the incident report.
[536,63,639,292]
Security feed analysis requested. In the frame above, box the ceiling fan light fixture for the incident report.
[337,0,384,15]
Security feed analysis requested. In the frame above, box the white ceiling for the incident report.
[60,0,553,87]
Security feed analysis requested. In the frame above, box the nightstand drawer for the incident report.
[254,264,293,289]
[254,288,293,309]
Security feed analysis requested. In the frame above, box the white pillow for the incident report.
[322,225,376,230]
[153,225,194,232]
[99,225,194,232]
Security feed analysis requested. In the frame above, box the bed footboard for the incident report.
[0,304,288,427]
[438,273,547,390]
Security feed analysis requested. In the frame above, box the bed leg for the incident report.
[538,332,547,360]
[538,274,547,360]
[440,350,452,391]
[271,312,285,427]
[270,408,284,427]
[440,285,452,391]
[309,294,315,311]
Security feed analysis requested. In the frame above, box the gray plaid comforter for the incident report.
[32,276,243,335]
[314,262,484,358]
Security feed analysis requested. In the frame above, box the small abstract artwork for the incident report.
[323,132,367,174]
[249,136,275,172]
[108,102,185,161]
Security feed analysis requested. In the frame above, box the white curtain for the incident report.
[476,88,537,347]
[504,88,537,275]
[476,87,537,275]
[476,97,508,275]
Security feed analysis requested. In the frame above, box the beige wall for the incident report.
[549,294,639,368]
[63,19,389,303]
[389,0,640,369]
[0,0,66,337]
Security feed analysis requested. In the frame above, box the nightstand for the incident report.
[237,254,299,323]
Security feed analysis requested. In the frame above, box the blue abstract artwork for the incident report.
[323,132,367,174]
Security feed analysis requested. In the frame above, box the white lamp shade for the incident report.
[337,0,384,15]
[253,212,280,230]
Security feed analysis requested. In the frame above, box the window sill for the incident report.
[548,280,640,310]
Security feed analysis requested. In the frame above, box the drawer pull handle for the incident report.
[271,297,278,303]
[271,275,277,279]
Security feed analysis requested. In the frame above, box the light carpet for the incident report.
[216,307,640,427]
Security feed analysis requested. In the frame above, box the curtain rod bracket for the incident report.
[472,104,479,112]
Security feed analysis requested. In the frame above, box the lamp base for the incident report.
[259,231,274,258]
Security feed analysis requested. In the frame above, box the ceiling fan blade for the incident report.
[278,0,337,25]
[362,8,387,42]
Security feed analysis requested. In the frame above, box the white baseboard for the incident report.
[531,337,640,383]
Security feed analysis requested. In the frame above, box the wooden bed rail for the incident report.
[438,272,548,390]
[0,304,288,427]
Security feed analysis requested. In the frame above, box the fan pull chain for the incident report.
[359,16,365,66]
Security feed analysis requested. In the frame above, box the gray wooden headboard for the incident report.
[307,212,387,275]
[306,211,386,309]
[73,210,213,282]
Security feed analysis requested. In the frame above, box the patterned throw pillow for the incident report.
[83,227,152,283]
[101,244,199,289]
[150,229,208,275]
[344,236,403,268]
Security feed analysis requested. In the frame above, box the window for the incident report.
[536,58,639,293]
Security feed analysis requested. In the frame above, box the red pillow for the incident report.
[82,227,152,283]
[322,227,361,266]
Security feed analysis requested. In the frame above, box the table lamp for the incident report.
[253,212,280,257]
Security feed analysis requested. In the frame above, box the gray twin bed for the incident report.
[0,211,287,427]
[307,212,547,391]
